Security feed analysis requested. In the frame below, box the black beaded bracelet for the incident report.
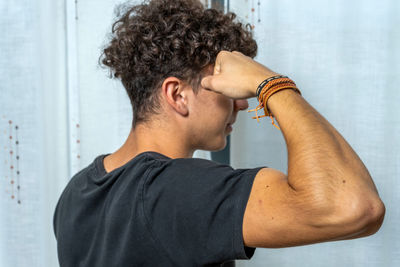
[256,75,289,98]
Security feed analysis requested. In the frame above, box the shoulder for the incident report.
[143,156,264,195]
[147,154,261,179]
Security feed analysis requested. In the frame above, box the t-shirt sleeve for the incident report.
[141,157,265,266]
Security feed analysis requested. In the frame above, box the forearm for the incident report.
[266,89,382,213]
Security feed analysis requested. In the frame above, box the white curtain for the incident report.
[230,0,399,266]
[0,0,398,266]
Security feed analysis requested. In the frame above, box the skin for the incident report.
[103,65,249,172]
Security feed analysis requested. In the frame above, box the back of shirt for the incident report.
[53,151,264,267]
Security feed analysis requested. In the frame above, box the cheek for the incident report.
[215,95,233,116]
[193,90,232,126]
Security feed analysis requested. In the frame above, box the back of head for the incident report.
[100,0,257,128]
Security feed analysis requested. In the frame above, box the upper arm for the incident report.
[242,168,381,248]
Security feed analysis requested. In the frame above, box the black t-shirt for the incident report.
[53,151,265,266]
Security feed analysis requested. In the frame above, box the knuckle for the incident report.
[219,50,229,57]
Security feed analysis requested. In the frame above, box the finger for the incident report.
[214,61,221,75]
[232,50,244,56]
[213,54,222,75]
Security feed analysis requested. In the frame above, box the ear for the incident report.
[161,77,189,116]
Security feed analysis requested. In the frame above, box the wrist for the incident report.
[252,73,282,97]
[247,76,301,130]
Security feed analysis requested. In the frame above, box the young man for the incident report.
[53,0,385,266]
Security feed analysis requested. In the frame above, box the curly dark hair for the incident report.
[100,0,257,128]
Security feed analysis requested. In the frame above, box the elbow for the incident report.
[345,196,386,238]
[314,194,386,239]
[362,197,386,236]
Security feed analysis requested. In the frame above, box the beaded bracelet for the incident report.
[255,75,289,98]
[248,76,301,130]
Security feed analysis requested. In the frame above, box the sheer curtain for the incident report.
[230,0,399,266]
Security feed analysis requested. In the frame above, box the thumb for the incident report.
[201,75,223,93]
[201,76,213,90]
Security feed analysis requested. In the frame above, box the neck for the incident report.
[103,121,194,173]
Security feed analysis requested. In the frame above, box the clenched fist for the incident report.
[201,51,280,99]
